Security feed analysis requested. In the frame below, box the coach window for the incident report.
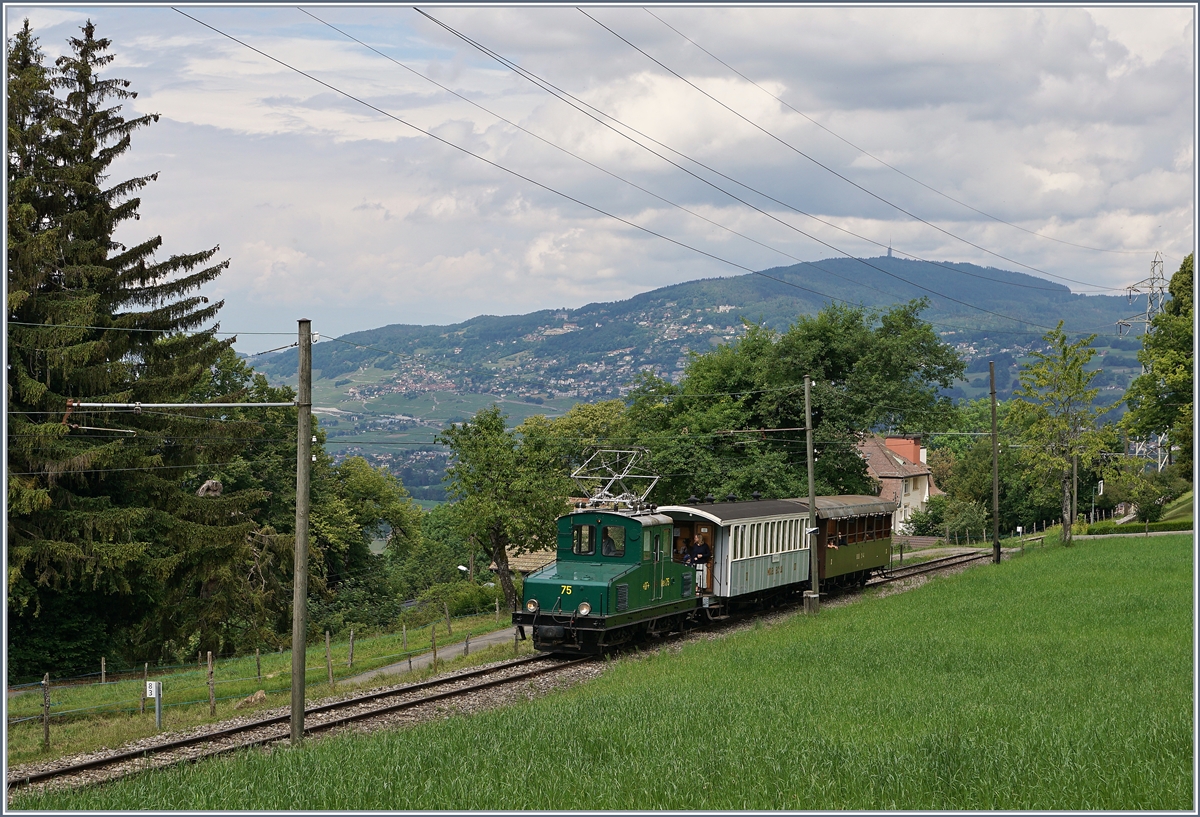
[601,526,626,557]
[573,525,595,556]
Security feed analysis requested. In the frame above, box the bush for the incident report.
[1084,519,1194,536]
[398,580,520,627]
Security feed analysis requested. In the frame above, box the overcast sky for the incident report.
[7,4,1196,349]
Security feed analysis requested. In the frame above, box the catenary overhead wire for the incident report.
[579,8,1129,293]
[6,321,294,335]
[642,7,1150,259]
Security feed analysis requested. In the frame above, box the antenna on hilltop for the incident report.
[571,449,659,510]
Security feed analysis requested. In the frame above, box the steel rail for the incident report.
[873,550,993,585]
[8,654,574,791]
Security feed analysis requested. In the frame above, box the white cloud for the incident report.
[6,5,1192,345]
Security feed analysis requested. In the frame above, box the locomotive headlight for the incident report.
[577,601,591,616]
[525,599,539,613]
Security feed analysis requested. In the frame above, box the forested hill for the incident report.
[257,255,1135,396]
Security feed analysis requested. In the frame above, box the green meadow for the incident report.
[14,534,1193,810]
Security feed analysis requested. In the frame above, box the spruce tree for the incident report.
[6,21,264,676]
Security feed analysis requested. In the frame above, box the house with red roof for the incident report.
[857,435,942,533]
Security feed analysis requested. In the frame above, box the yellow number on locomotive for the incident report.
[642,581,651,591]
[560,585,572,594]
[660,577,671,587]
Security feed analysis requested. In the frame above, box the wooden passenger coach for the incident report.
[656,495,897,600]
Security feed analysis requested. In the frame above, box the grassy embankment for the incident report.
[15,533,1192,810]
[1161,490,1194,523]
[7,613,524,767]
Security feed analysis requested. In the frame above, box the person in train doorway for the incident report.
[601,531,618,557]
[690,535,712,567]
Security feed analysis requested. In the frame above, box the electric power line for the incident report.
[580,8,1131,292]
[642,7,1152,260]
[411,9,1126,335]
[302,6,1077,323]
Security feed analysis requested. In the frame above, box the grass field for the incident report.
[1162,491,1194,523]
[14,533,1193,810]
[6,613,514,767]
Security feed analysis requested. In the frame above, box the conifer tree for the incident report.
[6,21,262,675]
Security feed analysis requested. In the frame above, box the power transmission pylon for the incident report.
[1118,252,1171,471]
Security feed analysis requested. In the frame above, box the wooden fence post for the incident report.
[443,602,452,636]
[42,673,50,749]
[464,633,470,657]
[431,625,437,670]
[141,663,148,714]
[256,648,261,682]
[207,651,215,716]
[100,656,106,685]
[513,627,518,655]
[325,631,333,685]
[348,629,354,668]
[198,650,202,670]
[402,624,407,652]
[495,599,499,623]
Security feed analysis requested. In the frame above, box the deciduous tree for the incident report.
[438,406,571,611]
[1010,324,1103,545]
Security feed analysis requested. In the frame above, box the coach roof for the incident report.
[657,496,896,526]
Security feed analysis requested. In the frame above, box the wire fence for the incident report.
[7,609,510,727]
[8,599,503,687]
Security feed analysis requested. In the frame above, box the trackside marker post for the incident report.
[146,680,162,731]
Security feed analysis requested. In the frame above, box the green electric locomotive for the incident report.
[513,494,897,654]
[511,509,697,653]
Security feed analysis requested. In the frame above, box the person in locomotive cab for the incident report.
[677,537,692,564]
[601,531,617,557]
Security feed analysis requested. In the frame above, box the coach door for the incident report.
[652,530,664,601]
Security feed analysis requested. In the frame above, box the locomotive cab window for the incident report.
[601,526,625,557]
[573,525,595,556]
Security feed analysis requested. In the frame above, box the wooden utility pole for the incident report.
[990,361,1001,564]
[804,375,820,614]
[291,318,313,746]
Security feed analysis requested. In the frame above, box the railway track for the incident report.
[8,653,594,796]
[872,548,994,585]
